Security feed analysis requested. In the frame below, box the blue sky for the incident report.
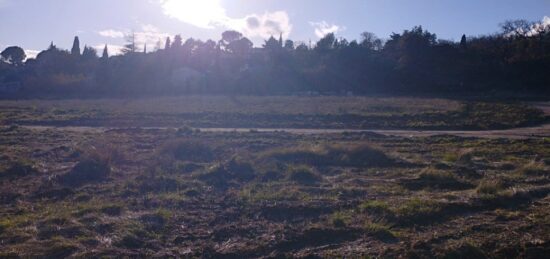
[0,0,548,57]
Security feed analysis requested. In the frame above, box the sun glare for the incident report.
[162,0,227,29]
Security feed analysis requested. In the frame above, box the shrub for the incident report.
[395,198,441,221]
[441,243,486,259]
[476,180,504,195]
[162,140,215,162]
[287,166,321,185]
[360,200,391,215]
[197,159,256,187]
[364,221,396,241]
[0,161,37,178]
[101,204,124,216]
[403,168,473,190]
[330,211,351,228]
[60,158,111,187]
[516,160,547,176]
[265,143,394,167]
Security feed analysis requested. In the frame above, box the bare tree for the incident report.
[122,32,137,54]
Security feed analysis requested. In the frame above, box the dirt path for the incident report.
[15,102,550,139]
[19,123,550,139]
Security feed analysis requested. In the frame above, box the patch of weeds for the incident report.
[360,200,391,216]
[137,174,183,193]
[476,180,505,196]
[197,158,256,187]
[515,160,548,177]
[442,153,459,163]
[140,209,172,232]
[330,211,352,228]
[184,189,200,198]
[364,221,397,241]
[395,198,442,223]
[403,168,473,190]
[40,238,79,258]
[441,242,487,259]
[0,219,15,234]
[259,170,284,182]
[100,204,124,216]
[494,209,521,221]
[263,143,395,167]
[162,140,215,162]
[116,233,146,249]
[240,183,311,203]
[0,160,37,179]
[287,166,321,186]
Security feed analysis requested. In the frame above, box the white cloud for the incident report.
[233,11,292,39]
[159,0,292,40]
[98,29,125,38]
[160,0,226,29]
[309,21,343,38]
[135,24,170,49]
[24,50,40,60]
[93,44,124,56]
[96,25,169,53]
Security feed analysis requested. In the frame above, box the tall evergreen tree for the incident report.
[82,45,98,60]
[460,34,467,49]
[172,35,183,48]
[102,45,109,59]
[122,32,137,54]
[164,37,171,50]
[71,36,81,56]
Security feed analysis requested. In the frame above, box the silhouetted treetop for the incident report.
[1,19,549,98]
[71,36,81,56]
[1,46,26,65]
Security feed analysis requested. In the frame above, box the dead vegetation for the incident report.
[0,114,549,257]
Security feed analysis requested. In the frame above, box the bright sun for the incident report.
[161,0,227,29]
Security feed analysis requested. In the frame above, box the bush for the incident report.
[101,204,124,216]
[287,166,321,185]
[364,221,396,241]
[360,200,391,215]
[402,168,473,190]
[197,159,256,187]
[0,161,37,178]
[476,180,504,195]
[516,160,548,176]
[330,211,351,228]
[395,198,441,221]
[162,140,215,162]
[60,158,111,187]
[265,143,394,167]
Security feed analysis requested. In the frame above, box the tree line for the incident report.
[0,19,549,98]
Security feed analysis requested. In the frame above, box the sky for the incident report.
[0,0,548,57]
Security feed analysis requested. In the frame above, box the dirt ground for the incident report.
[0,100,549,258]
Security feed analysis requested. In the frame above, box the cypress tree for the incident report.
[165,37,171,50]
[102,45,109,59]
[460,34,467,49]
[71,36,81,56]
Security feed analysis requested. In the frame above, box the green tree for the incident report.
[71,36,81,56]
[122,32,137,55]
[101,45,109,59]
[1,46,26,65]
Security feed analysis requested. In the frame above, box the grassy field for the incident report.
[0,96,546,130]
[0,97,549,257]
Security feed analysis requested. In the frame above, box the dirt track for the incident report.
[20,123,550,139]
